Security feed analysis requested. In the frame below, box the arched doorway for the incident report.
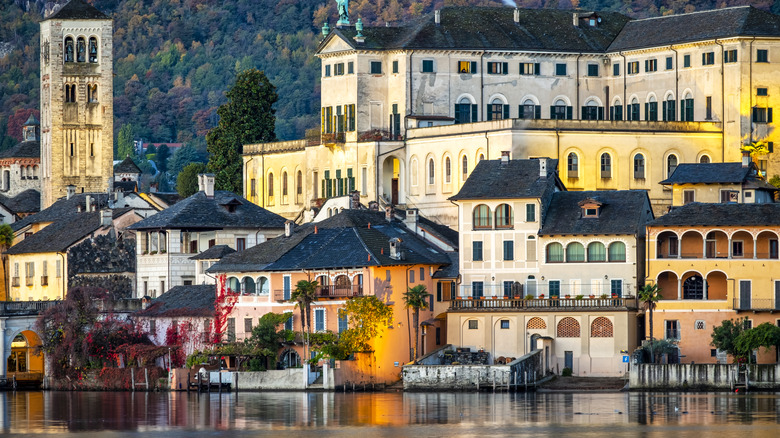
[334,275,351,297]
[7,330,44,386]
[242,277,256,295]
[279,349,301,369]
[683,275,704,300]
[381,156,403,205]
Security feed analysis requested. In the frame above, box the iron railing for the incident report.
[733,298,779,311]
[273,285,363,301]
[0,300,60,315]
[450,296,638,311]
[460,282,633,299]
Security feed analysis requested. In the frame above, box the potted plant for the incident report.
[575,294,584,300]
[564,294,571,299]
[600,293,608,299]
[589,294,595,299]
[539,294,545,299]
[524,294,534,300]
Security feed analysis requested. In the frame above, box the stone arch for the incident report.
[241,276,256,295]
[584,96,603,107]
[557,317,580,337]
[456,93,477,105]
[527,317,546,329]
[590,317,613,337]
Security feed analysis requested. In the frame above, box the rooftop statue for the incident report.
[336,0,349,25]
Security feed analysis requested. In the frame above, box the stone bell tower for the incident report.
[40,0,113,208]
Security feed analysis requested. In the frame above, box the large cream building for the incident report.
[244,6,780,226]
[39,0,114,209]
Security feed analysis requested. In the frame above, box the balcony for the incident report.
[450,296,639,311]
[273,285,364,301]
[733,298,779,312]
[0,300,60,316]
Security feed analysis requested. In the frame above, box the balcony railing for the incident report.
[450,296,638,311]
[273,285,364,301]
[658,252,779,260]
[0,300,60,316]
[733,298,779,312]
[460,282,633,298]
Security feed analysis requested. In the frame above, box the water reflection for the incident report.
[1,390,779,435]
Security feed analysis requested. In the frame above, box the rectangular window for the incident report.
[468,320,478,329]
[587,64,598,77]
[645,59,657,72]
[549,280,560,298]
[503,240,514,261]
[611,279,623,297]
[473,241,483,261]
[436,327,441,345]
[757,87,768,96]
[338,312,348,333]
[420,267,425,281]
[666,56,673,70]
[409,270,415,283]
[702,52,715,65]
[555,63,567,76]
[348,61,354,74]
[283,275,291,300]
[683,190,695,205]
[665,320,680,340]
[334,63,344,76]
[487,61,508,75]
[315,308,325,331]
[392,60,398,74]
[683,54,691,68]
[324,65,331,77]
[458,60,477,73]
[627,61,639,75]
[472,281,483,298]
[752,107,773,123]
[526,237,537,261]
[706,96,712,120]
[284,313,293,331]
[613,63,620,76]
[725,49,737,63]
[503,281,513,297]
[370,61,382,74]
[669,236,679,257]
[422,59,434,73]
[526,204,536,222]
[244,318,253,334]
[520,62,540,75]
[227,318,236,341]
[757,49,768,63]
[236,237,246,252]
[732,240,744,257]
[500,320,510,329]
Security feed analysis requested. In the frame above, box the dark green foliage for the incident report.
[176,162,208,198]
[711,317,751,361]
[156,144,170,174]
[169,144,206,176]
[562,367,573,376]
[116,123,135,159]
[207,69,277,193]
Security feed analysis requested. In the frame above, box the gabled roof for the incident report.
[209,209,451,273]
[46,0,109,20]
[128,191,286,231]
[649,202,780,227]
[432,251,459,279]
[114,156,142,174]
[450,158,562,201]
[0,140,40,159]
[6,208,133,255]
[659,162,773,186]
[11,193,111,232]
[0,189,40,215]
[189,244,236,260]
[321,7,630,53]
[609,6,780,52]
[539,190,653,236]
[133,285,215,318]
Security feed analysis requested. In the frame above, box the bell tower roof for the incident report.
[46,0,109,20]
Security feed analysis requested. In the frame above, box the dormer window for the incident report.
[579,198,603,218]
[585,208,598,217]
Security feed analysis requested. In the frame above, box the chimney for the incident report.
[389,237,402,260]
[314,225,318,235]
[539,158,548,178]
[197,174,205,192]
[199,173,215,198]
[514,8,520,23]
[435,9,441,25]
[501,151,510,164]
[285,220,294,237]
[404,208,419,230]
[385,206,393,221]
[573,13,579,26]
[114,189,124,206]
[742,150,751,167]
[66,185,76,200]
[100,209,112,227]
[350,190,360,209]
[85,195,92,212]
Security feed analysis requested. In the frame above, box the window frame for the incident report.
[627,61,639,75]
[757,49,769,63]
[421,59,434,73]
[587,64,599,77]
[370,61,382,74]
[600,153,612,178]
[503,240,514,261]
[555,63,567,76]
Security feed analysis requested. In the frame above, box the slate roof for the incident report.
[6,208,133,255]
[450,158,562,201]
[11,193,111,232]
[432,251,459,279]
[609,6,780,51]
[128,191,286,231]
[0,189,40,215]
[133,285,216,318]
[209,209,451,273]
[189,244,236,260]
[0,140,40,159]
[46,0,109,20]
[649,202,780,227]
[324,7,630,53]
[113,180,138,192]
[114,156,142,174]
[539,190,652,236]
[659,162,773,186]
[418,216,459,249]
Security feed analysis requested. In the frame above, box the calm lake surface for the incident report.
[1,390,779,436]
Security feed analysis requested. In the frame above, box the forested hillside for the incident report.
[1,0,779,153]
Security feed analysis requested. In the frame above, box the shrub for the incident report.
[562,367,573,377]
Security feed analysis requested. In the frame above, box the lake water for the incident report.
[1,390,779,436]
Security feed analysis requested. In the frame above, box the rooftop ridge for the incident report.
[626,5,751,23]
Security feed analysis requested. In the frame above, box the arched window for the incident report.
[478,153,485,162]
[647,95,658,121]
[700,155,710,164]
[76,37,86,62]
[257,276,269,294]
[473,204,491,229]
[64,37,74,62]
[495,204,513,228]
[428,158,434,185]
[553,99,568,120]
[567,153,578,178]
[587,242,606,262]
[282,171,288,197]
[629,97,640,121]
[242,277,256,295]
[557,317,580,337]
[527,317,546,329]
[608,242,626,262]
[634,153,645,179]
[87,84,98,103]
[546,242,564,263]
[267,173,274,200]
[520,99,536,119]
[566,242,585,262]
[591,317,614,337]
[88,36,98,62]
[445,157,451,183]
[583,99,600,120]
[600,153,611,178]
[65,84,75,103]
[667,154,678,177]
[411,157,418,186]
[665,94,676,121]
[682,92,694,121]
[462,155,468,181]
[488,97,506,120]
[683,275,704,299]
[227,277,240,293]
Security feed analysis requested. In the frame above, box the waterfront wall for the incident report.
[629,364,780,390]
[228,369,309,390]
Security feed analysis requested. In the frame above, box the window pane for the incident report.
[608,242,626,262]
[566,243,585,262]
[588,242,606,262]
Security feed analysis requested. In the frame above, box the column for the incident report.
[0,318,7,377]
[677,277,682,300]
[703,278,708,300]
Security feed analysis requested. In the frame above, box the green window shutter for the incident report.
[502,62,508,74]
[534,63,540,75]
[662,101,667,121]
[487,106,493,121]
[550,106,555,119]
[535,106,541,119]
[644,103,649,120]
[680,101,685,121]
[598,106,604,120]
[769,108,773,123]
[503,105,509,119]
[471,61,477,73]
[609,106,614,120]
[518,105,524,118]
[471,104,478,122]
[566,106,573,120]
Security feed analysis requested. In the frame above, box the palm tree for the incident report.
[638,283,662,356]
[290,279,318,361]
[403,284,430,363]
[0,224,13,299]
[741,141,770,177]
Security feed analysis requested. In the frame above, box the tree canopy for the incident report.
[176,162,207,198]
[339,296,393,353]
[207,68,277,193]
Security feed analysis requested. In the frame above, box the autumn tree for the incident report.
[206,68,277,193]
[339,296,393,354]
[176,162,208,198]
